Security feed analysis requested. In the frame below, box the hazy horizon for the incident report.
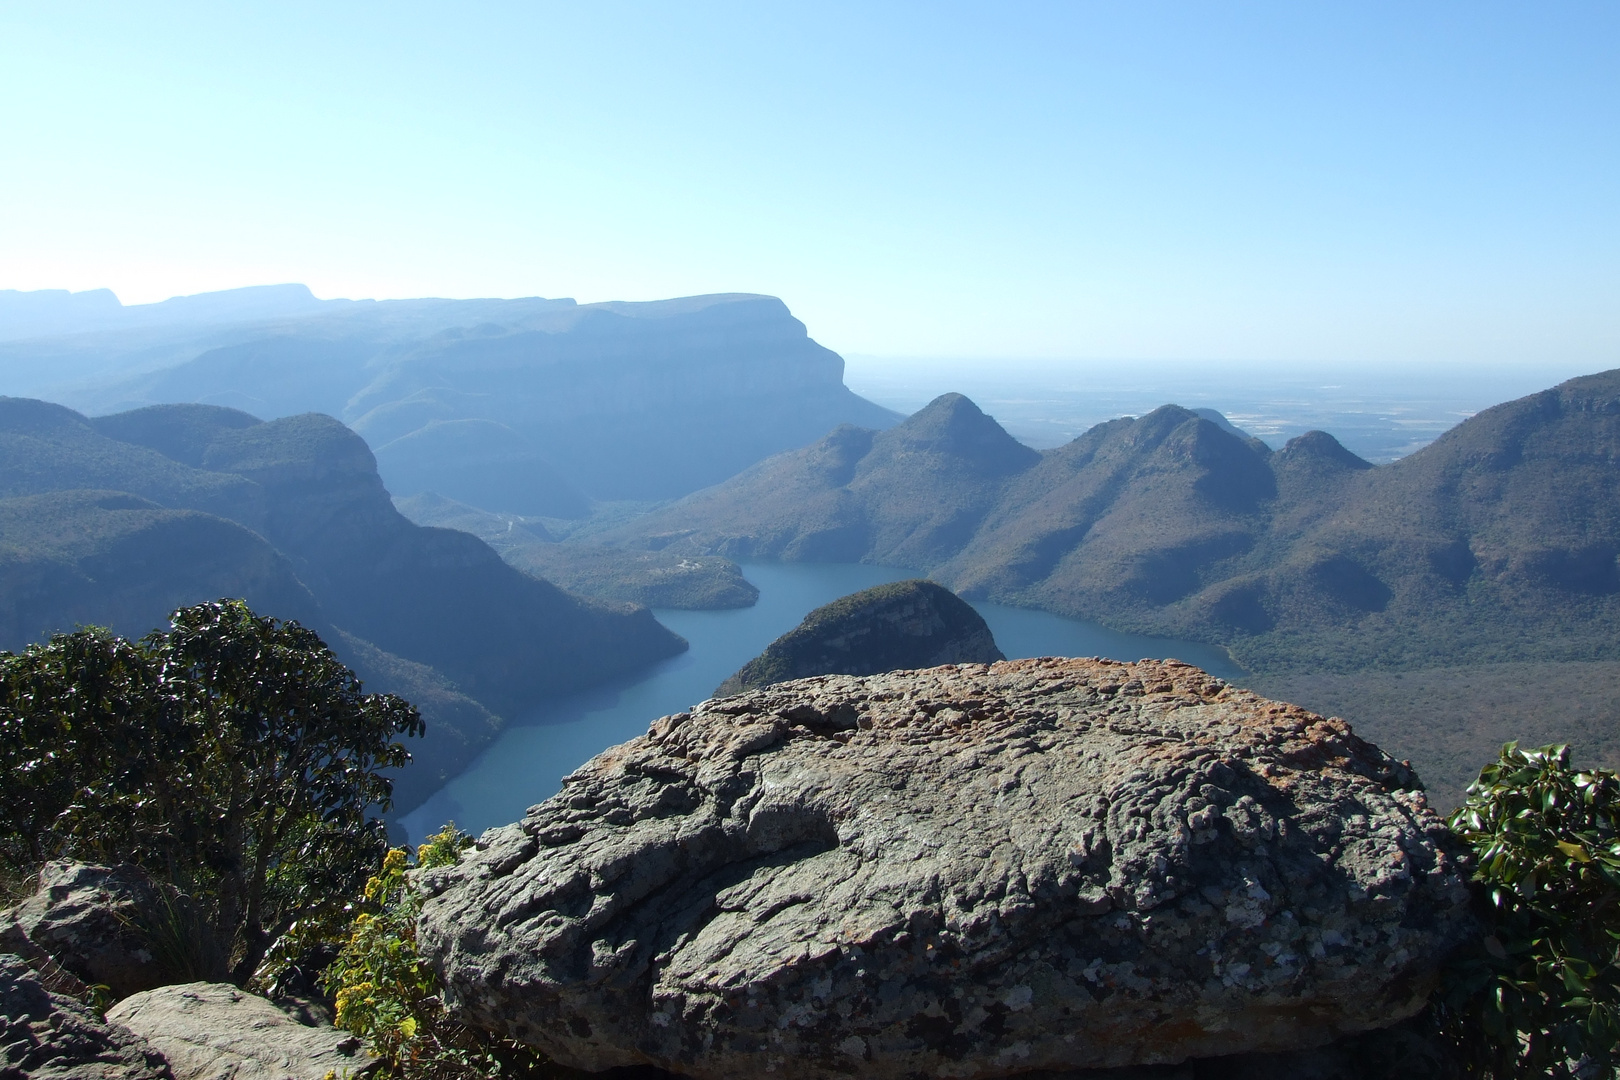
[3,276,1600,466]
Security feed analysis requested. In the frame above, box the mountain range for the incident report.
[607,371,1620,675]
[0,397,685,813]
[0,283,330,341]
[0,287,900,509]
[9,284,1620,808]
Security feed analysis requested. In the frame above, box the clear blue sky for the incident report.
[1,2,1615,366]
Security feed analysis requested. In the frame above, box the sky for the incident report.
[1,2,1616,366]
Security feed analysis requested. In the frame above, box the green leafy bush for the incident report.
[1440,743,1620,1078]
[0,600,423,984]
[324,825,552,1079]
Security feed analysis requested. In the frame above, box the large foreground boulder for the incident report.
[0,953,172,1079]
[106,982,376,1080]
[714,579,1005,697]
[417,658,1476,1080]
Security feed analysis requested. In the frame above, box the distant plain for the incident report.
[845,357,1593,461]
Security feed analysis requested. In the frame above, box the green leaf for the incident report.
[1562,966,1592,993]
[1557,839,1593,863]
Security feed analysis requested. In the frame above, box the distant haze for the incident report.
[0,289,902,505]
[844,355,1606,463]
[0,4,1616,365]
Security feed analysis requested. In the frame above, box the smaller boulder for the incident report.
[107,982,377,1080]
[715,578,1004,695]
[0,952,173,1079]
[1,861,224,1000]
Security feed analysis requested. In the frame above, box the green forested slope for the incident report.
[613,371,1620,676]
[394,492,759,610]
[0,398,686,811]
[0,490,320,647]
[713,579,1004,696]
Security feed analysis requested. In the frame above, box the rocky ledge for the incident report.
[416,658,1476,1080]
[0,953,173,1079]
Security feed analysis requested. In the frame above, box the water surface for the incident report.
[399,562,1239,840]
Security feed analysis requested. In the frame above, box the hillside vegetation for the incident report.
[615,372,1620,676]
[607,372,1620,804]
[0,601,421,984]
[395,492,758,609]
[1249,661,1620,809]
[714,579,1004,696]
[0,397,686,812]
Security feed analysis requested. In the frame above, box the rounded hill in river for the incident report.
[714,578,1004,696]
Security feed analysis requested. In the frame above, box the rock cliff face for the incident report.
[714,579,1004,696]
[416,658,1475,1080]
[350,295,902,503]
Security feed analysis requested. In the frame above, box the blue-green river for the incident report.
[399,562,1241,840]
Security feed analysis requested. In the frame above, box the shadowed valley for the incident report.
[0,397,686,812]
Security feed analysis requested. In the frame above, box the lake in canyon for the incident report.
[398,562,1243,840]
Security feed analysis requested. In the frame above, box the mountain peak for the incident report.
[883,393,1040,474]
[91,403,263,468]
[0,396,91,435]
[1276,430,1374,472]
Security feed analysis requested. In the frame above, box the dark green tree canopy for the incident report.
[0,599,422,983]
[1441,743,1620,1078]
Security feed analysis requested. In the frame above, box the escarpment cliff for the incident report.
[2,290,901,509]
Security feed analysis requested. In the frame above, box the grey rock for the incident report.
[0,862,224,1001]
[106,983,376,1080]
[714,579,1004,697]
[417,657,1477,1080]
[0,918,95,1002]
[0,952,173,1079]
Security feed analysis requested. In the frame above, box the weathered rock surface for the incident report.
[106,982,376,1080]
[0,952,173,1079]
[417,657,1476,1079]
[714,579,1004,697]
[0,861,222,1000]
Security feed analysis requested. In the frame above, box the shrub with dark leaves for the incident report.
[1440,743,1620,1078]
[0,600,422,985]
